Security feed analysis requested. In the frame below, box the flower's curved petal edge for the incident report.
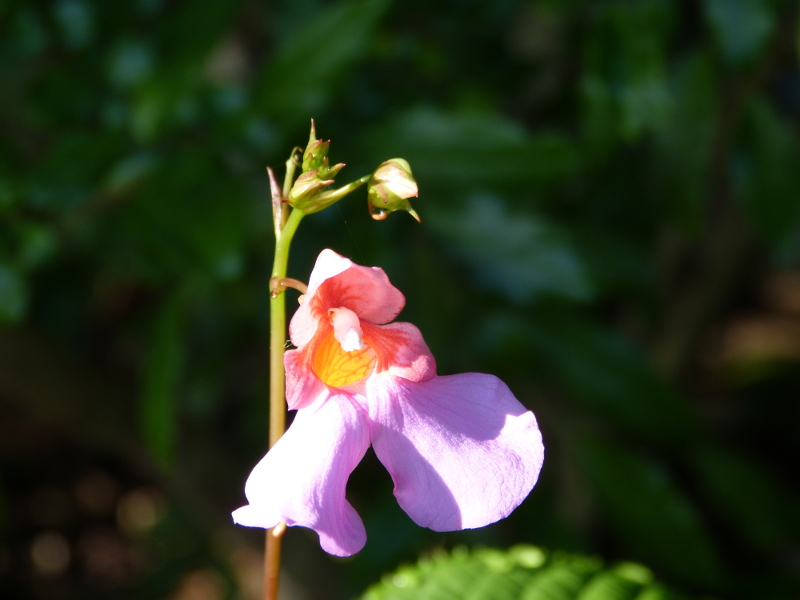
[368,373,544,532]
[363,321,436,382]
[232,394,370,556]
[284,343,327,410]
[290,250,352,348]
[290,249,405,347]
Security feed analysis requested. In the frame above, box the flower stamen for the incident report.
[329,307,364,352]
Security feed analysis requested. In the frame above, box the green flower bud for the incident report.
[301,120,330,172]
[367,158,420,222]
[288,170,334,211]
[319,157,345,179]
[302,138,330,173]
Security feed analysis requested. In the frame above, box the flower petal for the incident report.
[368,373,544,531]
[284,342,327,410]
[232,394,370,556]
[362,321,436,382]
[290,250,405,347]
[289,250,352,348]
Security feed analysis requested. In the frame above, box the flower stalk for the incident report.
[265,190,304,600]
[250,121,423,600]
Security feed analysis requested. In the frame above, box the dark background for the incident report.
[1,0,799,598]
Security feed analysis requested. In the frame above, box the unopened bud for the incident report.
[290,120,351,212]
[288,170,334,210]
[302,120,332,173]
[319,157,345,179]
[302,138,330,173]
[367,159,420,222]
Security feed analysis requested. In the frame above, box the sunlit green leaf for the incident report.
[359,545,690,600]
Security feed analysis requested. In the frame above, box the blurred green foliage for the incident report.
[1,0,800,599]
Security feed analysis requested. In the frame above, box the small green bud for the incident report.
[288,170,334,210]
[301,120,330,173]
[302,138,330,172]
[287,120,373,214]
[367,158,420,222]
[320,157,345,179]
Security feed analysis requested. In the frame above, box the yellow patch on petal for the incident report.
[313,330,376,388]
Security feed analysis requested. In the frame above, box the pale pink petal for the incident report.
[289,250,353,347]
[306,248,354,294]
[284,344,327,410]
[232,394,370,556]
[290,250,405,347]
[317,262,405,325]
[363,321,436,382]
[367,373,544,531]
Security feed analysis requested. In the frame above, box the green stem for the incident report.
[265,206,304,600]
[269,207,304,449]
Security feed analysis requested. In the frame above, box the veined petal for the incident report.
[290,250,405,347]
[232,394,370,556]
[284,344,327,410]
[363,321,436,382]
[368,373,544,532]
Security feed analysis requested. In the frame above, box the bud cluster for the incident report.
[284,120,420,221]
[288,121,347,214]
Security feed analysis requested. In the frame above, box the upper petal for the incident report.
[290,249,405,347]
[232,394,370,556]
[368,373,544,532]
[363,321,436,382]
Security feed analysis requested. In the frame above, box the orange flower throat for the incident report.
[313,330,376,387]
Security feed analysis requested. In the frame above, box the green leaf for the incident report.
[428,196,594,303]
[572,227,654,296]
[693,446,796,552]
[257,0,389,122]
[359,546,690,600]
[581,0,674,148]
[0,262,26,324]
[140,291,185,467]
[736,97,800,254]
[578,438,723,586]
[364,107,582,193]
[107,149,247,282]
[650,51,718,232]
[0,469,5,542]
[102,152,159,195]
[24,131,125,212]
[481,310,697,443]
[704,0,775,66]
[53,0,95,50]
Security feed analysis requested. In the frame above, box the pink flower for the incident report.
[232,250,544,556]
